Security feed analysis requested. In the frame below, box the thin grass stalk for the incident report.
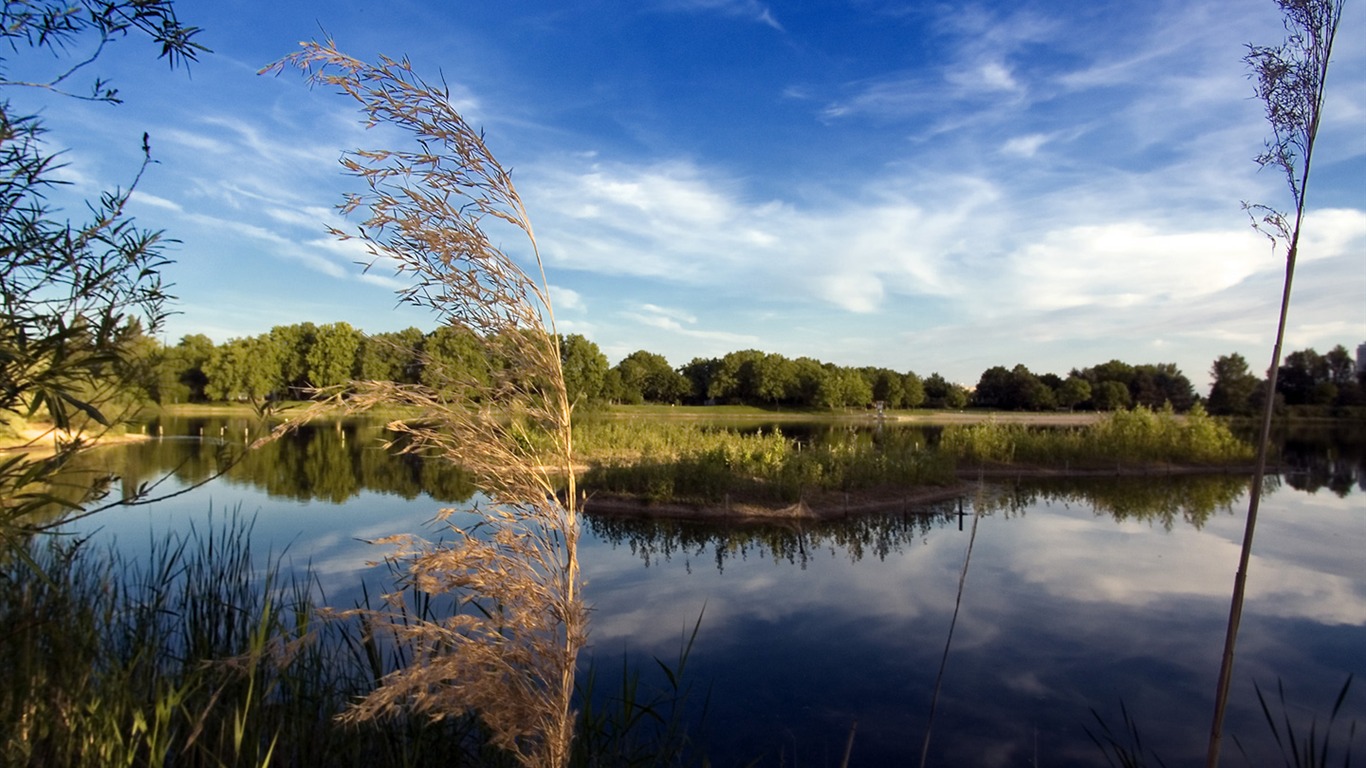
[264,41,585,768]
[919,495,980,768]
[1206,3,1345,765]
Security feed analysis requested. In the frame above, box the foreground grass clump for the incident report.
[0,517,496,768]
[1,516,700,767]
[939,405,1254,468]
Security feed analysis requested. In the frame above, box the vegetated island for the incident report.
[571,404,1258,523]
[7,402,1257,524]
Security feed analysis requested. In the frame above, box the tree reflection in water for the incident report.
[586,473,1269,570]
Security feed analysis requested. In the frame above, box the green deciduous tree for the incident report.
[868,367,905,408]
[162,333,215,402]
[270,322,318,396]
[203,335,282,403]
[1091,380,1132,411]
[1207,353,1260,415]
[679,356,719,403]
[790,357,829,407]
[923,373,967,409]
[419,325,489,391]
[972,365,1014,409]
[307,321,363,389]
[614,350,689,404]
[902,371,926,409]
[558,334,608,406]
[1056,375,1092,412]
[357,327,424,384]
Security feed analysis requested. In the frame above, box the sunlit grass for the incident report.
[573,407,1254,507]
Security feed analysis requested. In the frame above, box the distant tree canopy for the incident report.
[1274,344,1364,408]
[1208,353,1261,416]
[144,322,1364,415]
[967,360,1197,413]
[559,334,609,406]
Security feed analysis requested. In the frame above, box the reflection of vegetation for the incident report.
[974,475,1260,531]
[1276,423,1366,497]
[78,417,479,505]
[589,474,1272,572]
[587,502,960,570]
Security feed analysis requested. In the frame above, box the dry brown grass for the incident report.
[264,40,585,768]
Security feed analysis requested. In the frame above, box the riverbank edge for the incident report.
[0,427,152,455]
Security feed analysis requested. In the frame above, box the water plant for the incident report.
[1238,676,1359,767]
[264,40,585,768]
[0,514,345,767]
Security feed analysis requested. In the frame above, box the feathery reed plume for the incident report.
[264,40,585,768]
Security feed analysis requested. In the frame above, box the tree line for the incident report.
[1208,345,1365,415]
[130,321,1364,414]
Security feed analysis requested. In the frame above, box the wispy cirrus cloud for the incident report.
[624,304,759,346]
[657,0,783,31]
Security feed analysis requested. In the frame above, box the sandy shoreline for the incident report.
[0,428,153,455]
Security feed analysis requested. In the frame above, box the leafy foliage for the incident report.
[1,0,203,548]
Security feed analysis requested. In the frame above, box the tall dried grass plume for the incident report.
[264,39,586,768]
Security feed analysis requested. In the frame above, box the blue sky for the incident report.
[14,0,1366,389]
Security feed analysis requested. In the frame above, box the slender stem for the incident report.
[920,496,980,768]
[1205,5,1339,761]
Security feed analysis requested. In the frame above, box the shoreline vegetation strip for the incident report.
[7,405,1259,521]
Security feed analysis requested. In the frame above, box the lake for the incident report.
[57,415,1366,766]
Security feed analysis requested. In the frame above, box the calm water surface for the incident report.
[62,417,1366,766]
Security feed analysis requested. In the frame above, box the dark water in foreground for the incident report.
[59,417,1366,766]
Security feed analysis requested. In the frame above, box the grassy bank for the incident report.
[0,515,462,767]
[939,405,1255,468]
[573,406,1253,509]
[579,420,955,505]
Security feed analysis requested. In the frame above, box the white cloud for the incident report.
[638,303,696,324]
[659,0,783,30]
[1007,223,1273,313]
[1298,208,1366,261]
[947,60,1021,95]
[621,304,760,346]
[530,158,999,315]
[1001,133,1050,158]
[549,285,584,312]
[130,191,185,212]
[821,75,930,120]
[265,205,343,231]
